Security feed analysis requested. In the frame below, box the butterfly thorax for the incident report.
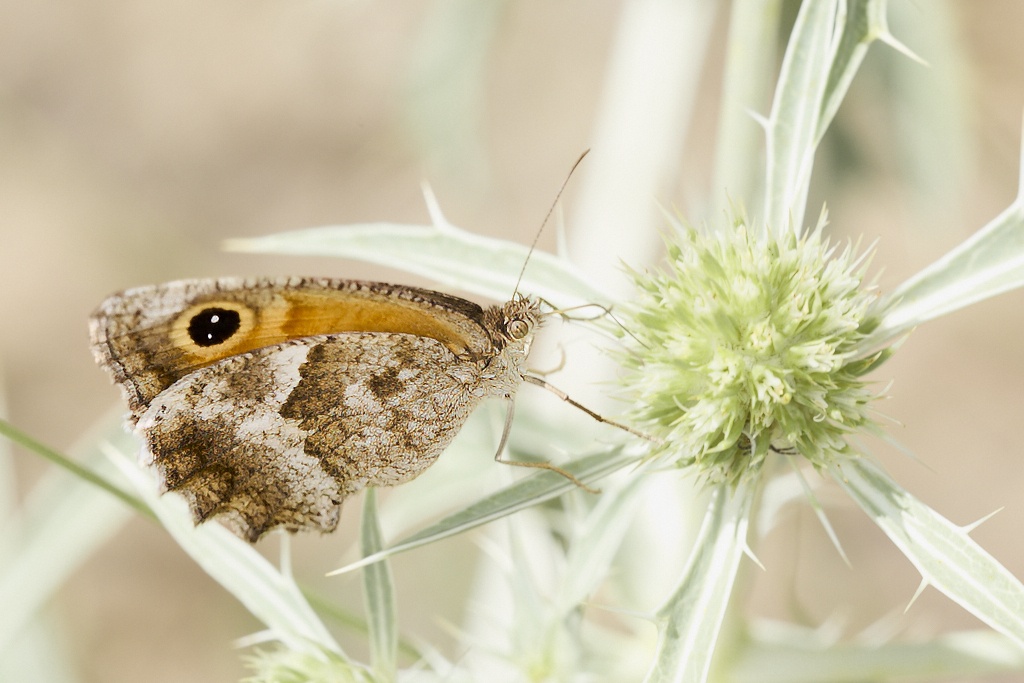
[474,295,542,396]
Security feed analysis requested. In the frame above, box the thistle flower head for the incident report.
[241,647,376,683]
[619,212,883,485]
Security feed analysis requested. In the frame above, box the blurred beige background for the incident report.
[2,1,1024,681]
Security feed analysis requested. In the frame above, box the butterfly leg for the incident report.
[522,375,659,443]
[492,399,600,494]
[526,344,567,377]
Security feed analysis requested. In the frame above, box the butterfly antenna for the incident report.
[512,149,590,298]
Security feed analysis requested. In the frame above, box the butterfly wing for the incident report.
[89,277,497,421]
[137,332,484,541]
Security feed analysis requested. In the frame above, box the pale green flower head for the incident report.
[621,211,885,485]
[242,647,377,683]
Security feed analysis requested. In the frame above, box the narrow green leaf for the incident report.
[763,0,839,234]
[333,447,637,574]
[834,458,1024,648]
[360,490,397,678]
[558,472,649,612]
[0,417,149,518]
[0,422,137,654]
[817,0,890,142]
[225,221,608,308]
[730,625,1024,683]
[763,0,894,235]
[860,198,1024,351]
[712,0,783,214]
[644,479,756,683]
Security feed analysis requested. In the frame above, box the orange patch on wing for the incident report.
[168,289,479,370]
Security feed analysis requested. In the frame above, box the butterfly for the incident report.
[90,276,566,541]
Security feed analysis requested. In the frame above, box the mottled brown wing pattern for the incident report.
[138,333,487,541]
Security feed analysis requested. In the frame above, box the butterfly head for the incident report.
[482,295,542,354]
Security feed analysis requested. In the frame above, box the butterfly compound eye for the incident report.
[187,307,242,347]
[506,317,531,341]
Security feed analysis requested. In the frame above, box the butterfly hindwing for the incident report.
[137,333,486,540]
